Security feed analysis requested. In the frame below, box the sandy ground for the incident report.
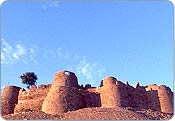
[2,107,173,120]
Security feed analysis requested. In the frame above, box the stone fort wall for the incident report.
[1,70,174,116]
[14,84,51,113]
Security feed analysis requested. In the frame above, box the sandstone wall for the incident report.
[99,78,173,113]
[84,91,101,107]
[1,86,21,115]
[131,87,148,109]
[14,84,51,113]
[1,71,173,115]
[146,84,161,111]
[116,81,130,107]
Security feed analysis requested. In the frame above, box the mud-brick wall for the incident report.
[14,84,51,113]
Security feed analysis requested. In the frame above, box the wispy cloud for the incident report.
[1,38,106,85]
[42,48,106,85]
[13,44,27,60]
[42,1,60,10]
[0,0,6,5]
[1,39,37,65]
[75,57,105,85]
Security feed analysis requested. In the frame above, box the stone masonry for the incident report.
[41,70,85,114]
[1,70,174,116]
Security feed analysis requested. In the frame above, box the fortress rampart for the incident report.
[14,84,51,113]
[1,70,174,116]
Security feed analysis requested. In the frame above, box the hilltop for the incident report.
[1,70,174,120]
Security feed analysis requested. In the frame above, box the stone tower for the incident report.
[1,86,21,115]
[100,77,121,108]
[158,85,173,113]
[42,70,85,115]
[146,84,173,113]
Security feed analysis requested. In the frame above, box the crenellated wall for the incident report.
[1,70,174,116]
[14,84,51,113]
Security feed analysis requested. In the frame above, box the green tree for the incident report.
[20,72,38,89]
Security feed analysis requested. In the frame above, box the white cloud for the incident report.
[0,0,6,5]
[56,48,62,56]
[2,40,12,53]
[42,47,106,85]
[29,48,38,64]
[1,38,105,84]
[44,47,72,60]
[44,50,57,59]
[75,57,105,85]
[42,1,60,10]
[1,40,14,64]
[13,44,27,60]
[1,39,37,65]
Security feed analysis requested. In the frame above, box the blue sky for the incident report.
[1,1,174,90]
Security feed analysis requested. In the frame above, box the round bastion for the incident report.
[42,70,83,115]
[100,76,122,108]
[145,84,173,113]
[102,76,117,87]
[158,85,173,113]
[51,70,78,89]
[1,86,21,115]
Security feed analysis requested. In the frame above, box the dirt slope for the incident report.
[2,107,173,120]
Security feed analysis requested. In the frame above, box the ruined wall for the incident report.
[14,84,51,113]
[1,86,21,115]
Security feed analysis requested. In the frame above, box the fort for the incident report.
[1,70,174,116]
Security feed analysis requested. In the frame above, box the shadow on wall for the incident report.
[147,90,161,111]
[85,91,101,108]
